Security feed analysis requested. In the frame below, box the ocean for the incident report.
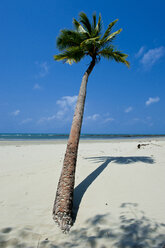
[0,133,164,141]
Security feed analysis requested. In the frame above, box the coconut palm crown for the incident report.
[54,12,129,67]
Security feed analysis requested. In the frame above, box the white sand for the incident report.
[0,139,165,247]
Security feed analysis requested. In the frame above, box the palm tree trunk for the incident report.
[52,58,96,232]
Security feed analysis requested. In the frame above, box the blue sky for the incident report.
[0,0,165,134]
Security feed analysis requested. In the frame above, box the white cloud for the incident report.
[55,95,78,120]
[21,118,32,124]
[35,61,49,78]
[38,115,56,123]
[86,114,100,121]
[38,95,78,123]
[141,46,165,69]
[125,106,133,113]
[135,46,145,58]
[56,110,65,120]
[128,117,154,127]
[146,97,160,106]
[11,109,20,116]
[37,118,45,123]
[85,113,114,123]
[103,117,114,123]
[133,118,140,122]
[46,115,56,121]
[56,96,78,109]
[33,83,41,90]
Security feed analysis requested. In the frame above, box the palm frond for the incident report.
[102,28,122,44]
[80,36,100,47]
[102,19,118,40]
[79,12,92,34]
[92,12,96,30]
[99,47,129,67]
[56,29,85,50]
[95,13,102,36]
[54,46,85,64]
[79,36,101,56]
[73,18,88,34]
[112,51,130,67]
[98,46,114,59]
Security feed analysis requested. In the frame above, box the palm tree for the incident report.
[53,12,129,232]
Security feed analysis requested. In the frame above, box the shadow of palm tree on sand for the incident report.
[73,156,154,222]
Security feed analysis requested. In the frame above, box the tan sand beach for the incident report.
[0,138,165,247]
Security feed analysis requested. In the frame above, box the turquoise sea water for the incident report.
[0,133,164,140]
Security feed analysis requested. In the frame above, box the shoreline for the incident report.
[0,136,165,146]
